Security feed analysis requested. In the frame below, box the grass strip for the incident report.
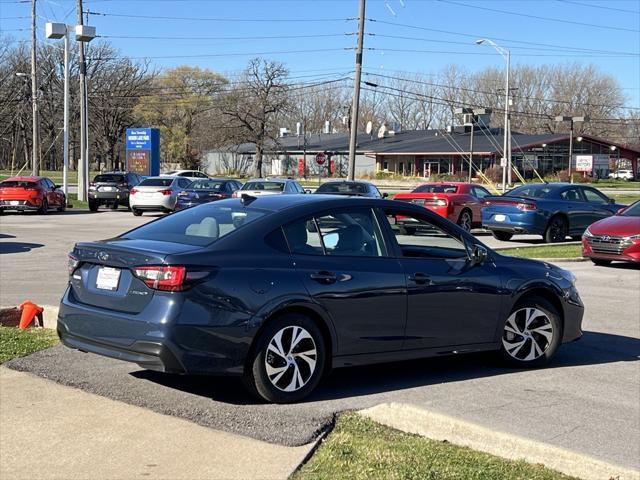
[292,413,575,480]
[498,244,582,259]
[0,326,59,364]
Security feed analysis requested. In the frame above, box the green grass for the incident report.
[0,169,99,184]
[67,193,88,209]
[0,326,59,364]
[609,193,640,205]
[498,244,583,259]
[292,413,575,480]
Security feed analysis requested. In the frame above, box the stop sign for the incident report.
[315,152,326,165]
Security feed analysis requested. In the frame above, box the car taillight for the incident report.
[130,188,138,195]
[133,266,186,291]
[435,199,447,206]
[159,189,172,195]
[68,253,80,275]
[517,203,537,211]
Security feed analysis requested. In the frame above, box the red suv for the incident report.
[0,176,66,214]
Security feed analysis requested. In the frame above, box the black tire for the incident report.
[38,199,48,215]
[491,230,513,241]
[499,295,562,368]
[110,201,119,210]
[570,235,582,241]
[132,208,142,216]
[591,258,611,266]
[57,196,66,212]
[89,200,99,212]
[544,215,568,243]
[457,210,472,232]
[243,313,326,403]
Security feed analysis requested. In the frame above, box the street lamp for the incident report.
[555,116,589,184]
[45,22,71,200]
[476,38,510,191]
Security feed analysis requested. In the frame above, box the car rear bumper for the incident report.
[482,210,543,235]
[89,191,128,201]
[130,197,175,210]
[57,287,249,375]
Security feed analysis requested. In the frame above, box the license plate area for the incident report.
[96,266,121,291]
[494,214,507,222]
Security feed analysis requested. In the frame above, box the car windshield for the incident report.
[507,184,553,198]
[316,182,368,194]
[413,184,458,193]
[242,181,285,191]
[138,178,173,187]
[122,202,269,246]
[94,174,125,183]
[189,180,224,191]
[0,180,37,188]
[621,202,640,217]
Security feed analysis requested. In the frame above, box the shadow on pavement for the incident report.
[133,330,639,405]
[0,233,16,239]
[593,262,640,270]
[0,241,44,254]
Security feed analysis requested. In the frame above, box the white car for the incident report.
[233,178,307,197]
[163,170,210,181]
[608,170,635,181]
[129,176,193,216]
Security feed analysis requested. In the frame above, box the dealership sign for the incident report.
[575,155,593,172]
[125,127,160,176]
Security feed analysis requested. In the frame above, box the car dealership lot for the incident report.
[1,208,639,470]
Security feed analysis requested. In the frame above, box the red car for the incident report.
[394,182,492,231]
[0,176,66,214]
[582,200,640,265]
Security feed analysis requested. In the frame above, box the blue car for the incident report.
[482,183,626,243]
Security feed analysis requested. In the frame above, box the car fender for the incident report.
[250,295,339,355]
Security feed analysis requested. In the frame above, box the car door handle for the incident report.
[408,272,431,284]
[310,271,337,284]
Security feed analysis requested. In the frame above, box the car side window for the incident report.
[582,188,608,204]
[315,209,386,257]
[382,209,468,259]
[560,188,584,202]
[472,186,490,199]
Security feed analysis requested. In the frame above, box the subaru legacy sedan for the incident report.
[59,195,584,403]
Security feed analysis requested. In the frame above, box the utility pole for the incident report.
[347,0,366,181]
[468,120,474,183]
[504,49,511,188]
[77,0,87,201]
[30,0,40,176]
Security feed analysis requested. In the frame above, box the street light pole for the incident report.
[476,39,510,192]
[30,0,41,176]
[555,115,588,184]
[347,0,366,181]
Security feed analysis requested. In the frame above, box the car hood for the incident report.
[588,215,640,237]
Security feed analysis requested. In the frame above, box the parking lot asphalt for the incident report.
[2,207,639,470]
[1,208,571,307]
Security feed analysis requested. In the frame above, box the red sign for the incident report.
[298,158,306,177]
[315,152,326,165]
[127,150,150,176]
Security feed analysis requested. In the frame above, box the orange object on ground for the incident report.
[18,300,44,329]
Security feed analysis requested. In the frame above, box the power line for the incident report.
[100,33,352,41]
[555,0,640,15]
[366,47,636,58]
[86,48,353,61]
[87,10,354,22]
[438,0,639,33]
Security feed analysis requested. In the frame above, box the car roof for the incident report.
[418,181,469,186]
[2,176,42,181]
[320,180,372,185]
[227,193,388,212]
[140,176,178,180]
[245,178,289,183]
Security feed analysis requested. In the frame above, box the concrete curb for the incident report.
[493,241,582,250]
[532,257,588,262]
[359,403,639,480]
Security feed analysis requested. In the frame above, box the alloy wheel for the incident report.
[547,218,567,242]
[502,307,554,362]
[458,211,472,232]
[265,326,317,392]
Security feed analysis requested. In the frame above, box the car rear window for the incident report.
[189,180,225,191]
[94,174,125,183]
[507,184,553,198]
[138,178,173,187]
[122,202,269,246]
[0,180,37,188]
[316,183,368,194]
[242,181,285,191]
[413,184,458,193]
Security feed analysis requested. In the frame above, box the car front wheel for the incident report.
[132,208,142,216]
[591,258,611,266]
[243,314,325,403]
[499,296,561,368]
[491,230,513,241]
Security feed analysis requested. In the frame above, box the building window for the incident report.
[383,161,389,172]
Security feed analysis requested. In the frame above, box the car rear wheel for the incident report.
[243,314,325,403]
[544,216,568,243]
[132,208,142,216]
[491,231,513,241]
[110,201,119,210]
[457,210,472,232]
[89,200,98,212]
[38,199,48,215]
[499,296,561,368]
[591,258,611,266]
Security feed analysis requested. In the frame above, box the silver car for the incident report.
[129,176,192,216]
[233,178,307,197]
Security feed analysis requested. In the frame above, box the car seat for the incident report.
[334,225,366,256]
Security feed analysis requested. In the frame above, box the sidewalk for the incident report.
[0,367,312,480]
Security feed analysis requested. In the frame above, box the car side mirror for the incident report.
[616,207,626,215]
[382,192,389,198]
[608,198,615,204]
[470,244,488,265]
[52,185,59,190]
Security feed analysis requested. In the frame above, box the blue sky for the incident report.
[1,0,639,108]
